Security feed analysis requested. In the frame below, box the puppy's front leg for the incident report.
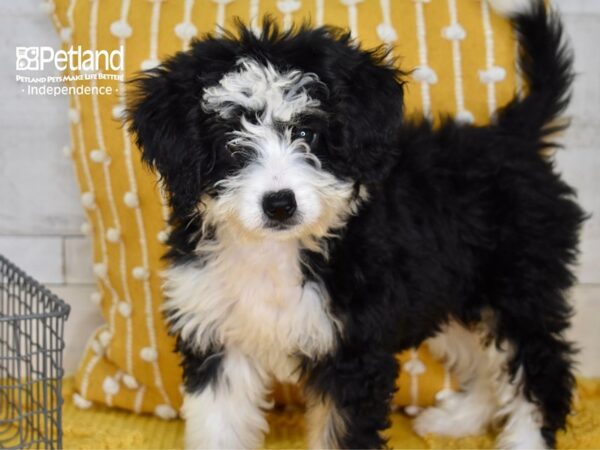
[305,348,399,449]
[182,348,271,449]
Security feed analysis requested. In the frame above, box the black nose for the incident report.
[262,189,297,222]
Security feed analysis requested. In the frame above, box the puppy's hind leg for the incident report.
[182,348,271,449]
[491,313,574,449]
[413,321,496,438]
[489,358,547,450]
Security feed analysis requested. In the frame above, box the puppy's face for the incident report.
[128,22,403,244]
[200,58,356,240]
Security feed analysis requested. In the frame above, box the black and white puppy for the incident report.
[128,0,584,448]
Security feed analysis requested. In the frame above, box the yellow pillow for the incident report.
[50,0,517,418]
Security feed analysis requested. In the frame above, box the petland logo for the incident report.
[16,46,124,72]
[15,46,125,96]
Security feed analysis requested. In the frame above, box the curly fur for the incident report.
[128,2,584,448]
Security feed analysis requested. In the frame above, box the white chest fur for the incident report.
[164,235,340,382]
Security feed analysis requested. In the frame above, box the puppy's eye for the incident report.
[292,128,317,146]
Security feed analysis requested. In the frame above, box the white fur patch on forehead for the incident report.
[202,58,323,123]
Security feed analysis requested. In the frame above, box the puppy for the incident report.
[128,0,584,448]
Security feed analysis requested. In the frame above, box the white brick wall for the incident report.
[0,0,598,376]
[554,0,600,14]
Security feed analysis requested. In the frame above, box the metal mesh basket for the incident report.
[0,255,70,449]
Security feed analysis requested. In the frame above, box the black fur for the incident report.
[128,3,584,448]
[177,337,225,394]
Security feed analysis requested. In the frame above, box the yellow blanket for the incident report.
[60,378,600,449]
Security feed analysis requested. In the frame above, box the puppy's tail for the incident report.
[494,0,574,141]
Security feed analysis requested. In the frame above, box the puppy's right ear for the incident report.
[127,40,236,215]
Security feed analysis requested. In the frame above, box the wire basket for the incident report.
[0,254,70,449]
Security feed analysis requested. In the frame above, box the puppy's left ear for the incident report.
[325,36,404,182]
[126,41,236,216]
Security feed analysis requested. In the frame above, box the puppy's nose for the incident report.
[262,189,297,222]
